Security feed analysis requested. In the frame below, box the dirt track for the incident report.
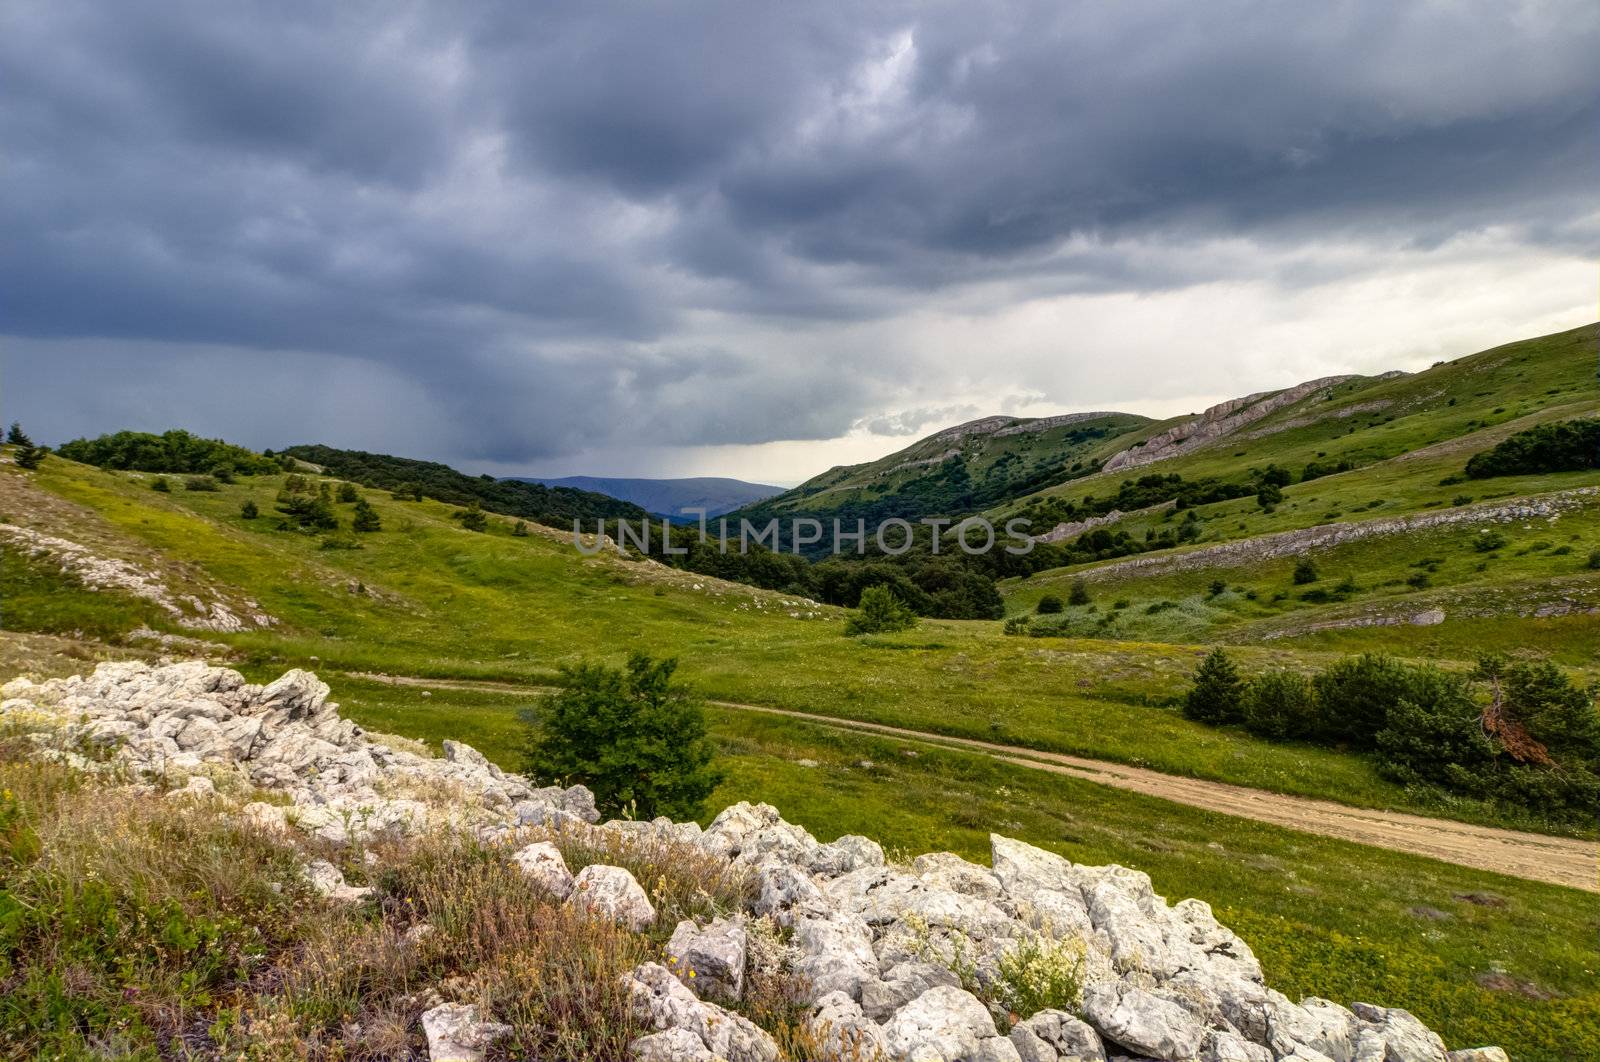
[351,672,1598,892]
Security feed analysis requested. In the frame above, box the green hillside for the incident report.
[2,322,1598,1060]
[735,411,1151,526]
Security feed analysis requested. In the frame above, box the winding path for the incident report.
[351,671,1598,892]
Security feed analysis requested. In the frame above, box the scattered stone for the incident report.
[1009,1008,1106,1062]
[420,1002,511,1062]
[304,859,372,905]
[511,841,574,899]
[622,962,778,1062]
[570,864,656,931]
[1083,984,1206,1061]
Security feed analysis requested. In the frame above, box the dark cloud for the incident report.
[2,0,1596,470]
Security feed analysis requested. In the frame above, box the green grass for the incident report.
[322,678,1599,1062]
[10,458,1593,838]
[1000,495,1600,664]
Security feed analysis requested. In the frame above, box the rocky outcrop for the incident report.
[0,661,1503,1062]
[0,524,275,631]
[1077,489,1597,582]
[1103,378,1354,473]
[0,660,598,844]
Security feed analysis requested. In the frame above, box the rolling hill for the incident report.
[1,321,1598,1060]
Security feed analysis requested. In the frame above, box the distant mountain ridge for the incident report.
[511,475,785,518]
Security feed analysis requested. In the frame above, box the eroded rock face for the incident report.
[0,662,1502,1062]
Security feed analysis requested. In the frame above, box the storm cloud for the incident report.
[4,0,1597,480]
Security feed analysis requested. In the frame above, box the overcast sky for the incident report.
[4,1,1597,485]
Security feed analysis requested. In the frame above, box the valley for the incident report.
[2,323,1597,1060]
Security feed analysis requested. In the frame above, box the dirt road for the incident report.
[350,671,1598,892]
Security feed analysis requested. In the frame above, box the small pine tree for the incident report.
[1588,549,1600,571]
[1257,483,1283,508]
[14,444,44,470]
[845,585,918,635]
[336,482,360,503]
[351,498,381,532]
[6,422,32,447]
[1292,558,1319,585]
[1036,593,1064,614]
[151,476,171,493]
[453,501,488,532]
[511,520,530,537]
[1241,671,1317,739]
[1067,579,1092,606]
[240,499,259,520]
[1208,579,1227,597]
[521,652,721,820]
[1183,649,1245,725]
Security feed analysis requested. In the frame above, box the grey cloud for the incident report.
[2,0,1596,469]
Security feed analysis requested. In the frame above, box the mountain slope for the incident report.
[281,444,648,527]
[735,411,1151,525]
[513,475,784,518]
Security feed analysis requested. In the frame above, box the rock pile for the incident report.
[0,662,1505,1062]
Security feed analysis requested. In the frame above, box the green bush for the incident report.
[1292,558,1319,585]
[336,482,360,503]
[151,476,171,493]
[1312,655,1419,745]
[845,585,918,635]
[1588,549,1600,571]
[453,503,489,533]
[1067,579,1091,606]
[1464,418,1600,478]
[184,476,219,492]
[240,499,259,520]
[521,652,721,820]
[511,520,531,537]
[1473,530,1507,553]
[1183,649,1245,725]
[1035,594,1064,614]
[1242,671,1316,740]
[351,499,382,532]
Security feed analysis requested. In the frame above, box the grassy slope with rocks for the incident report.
[1,322,1598,1059]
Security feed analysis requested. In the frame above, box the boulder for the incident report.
[512,841,574,899]
[807,991,892,1061]
[622,962,778,1062]
[1083,983,1207,1062]
[420,1002,511,1062]
[1009,1009,1106,1062]
[570,865,656,931]
[881,984,999,1061]
[666,917,748,1002]
[304,859,372,905]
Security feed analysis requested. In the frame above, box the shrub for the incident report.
[336,482,360,503]
[1589,549,1600,571]
[1208,579,1226,597]
[1256,483,1283,508]
[511,520,531,537]
[1472,530,1507,552]
[994,934,1085,1018]
[845,585,918,636]
[1067,579,1091,607]
[210,462,236,483]
[240,499,259,520]
[1035,594,1064,614]
[351,498,382,532]
[1374,675,1493,788]
[184,475,219,492]
[13,444,45,470]
[1003,615,1031,636]
[5,421,32,446]
[1406,572,1431,590]
[1464,418,1600,478]
[1183,649,1245,725]
[1292,558,1319,585]
[1241,670,1316,740]
[319,531,362,550]
[276,489,338,530]
[151,476,171,493]
[1312,654,1418,745]
[454,502,489,533]
[521,652,721,820]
